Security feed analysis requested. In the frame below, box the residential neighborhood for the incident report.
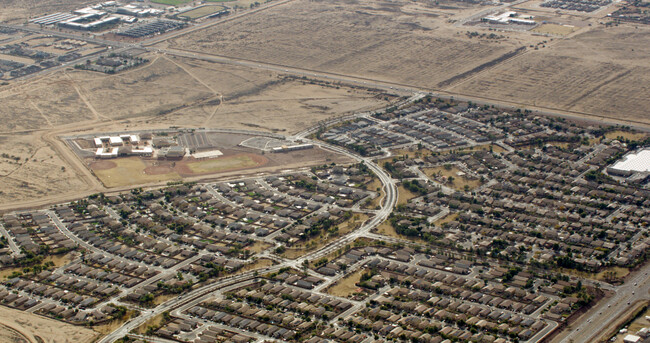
[0,97,648,343]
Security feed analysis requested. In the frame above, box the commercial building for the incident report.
[95,147,119,159]
[59,15,119,31]
[482,11,536,25]
[607,148,650,176]
[623,334,641,343]
[271,144,314,153]
[158,146,186,159]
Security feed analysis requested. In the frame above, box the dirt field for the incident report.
[435,213,459,226]
[246,241,272,254]
[397,185,419,205]
[0,52,385,209]
[186,154,264,174]
[158,0,650,125]
[531,24,577,36]
[451,26,650,124]
[163,0,526,88]
[91,157,182,188]
[325,268,367,297]
[235,258,275,274]
[178,5,227,20]
[424,165,482,191]
[375,220,425,243]
[604,130,648,141]
[0,305,98,343]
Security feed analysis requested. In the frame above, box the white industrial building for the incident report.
[95,147,119,159]
[94,135,140,148]
[271,144,314,153]
[623,334,642,343]
[483,11,536,25]
[607,148,650,176]
[94,146,152,159]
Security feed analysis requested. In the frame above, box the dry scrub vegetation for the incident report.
[0,0,97,23]
[164,0,650,124]
[165,0,526,87]
[0,305,98,343]
[0,54,388,208]
[451,26,650,123]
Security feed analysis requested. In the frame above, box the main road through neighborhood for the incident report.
[96,126,398,343]
[1,6,648,341]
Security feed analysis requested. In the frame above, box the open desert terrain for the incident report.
[450,26,650,124]
[0,305,98,343]
[160,0,650,125]
[0,53,389,209]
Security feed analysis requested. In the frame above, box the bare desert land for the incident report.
[161,0,650,124]
[450,26,650,124]
[0,305,98,343]
[163,0,529,88]
[0,54,389,208]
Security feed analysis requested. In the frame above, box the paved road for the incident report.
[94,110,400,342]
[98,266,285,343]
[558,262,650,343]
[0,223,21,255]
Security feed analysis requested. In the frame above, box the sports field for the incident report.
[151,0,192,5]
[90,157,181,188]
[185,154,263,173]
[177,5,227,20]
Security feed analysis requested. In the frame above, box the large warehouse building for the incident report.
[607,148,650,176]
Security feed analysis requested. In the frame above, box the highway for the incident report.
[557,262,650,343]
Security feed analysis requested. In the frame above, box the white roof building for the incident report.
[131,147,153,156]
[95,147,119,159]
[611,148,650,173]
[623,334,641,343]
[109,136,123,146]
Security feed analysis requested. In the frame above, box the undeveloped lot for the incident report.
[451,26,650,124]
[0,132,86,206]
[0,305,98,343]
[165,0,525,88]
[0,0,96,23]
[424,165,482,191]
[163,0,650,125]
[326,268,367,297]
[0,53,386,208]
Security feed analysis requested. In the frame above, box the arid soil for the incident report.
[162,0,650,124]
[0,54,386,208]
[0,305,98,343]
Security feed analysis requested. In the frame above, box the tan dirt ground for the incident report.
[159,0,649,125]
[0,53,387,209]
[325,268,367,298]
[450,26,650,125]
[397,185,419,205]
[424,165,482,191]
[163,0,528,88]
[0,305,98,343]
